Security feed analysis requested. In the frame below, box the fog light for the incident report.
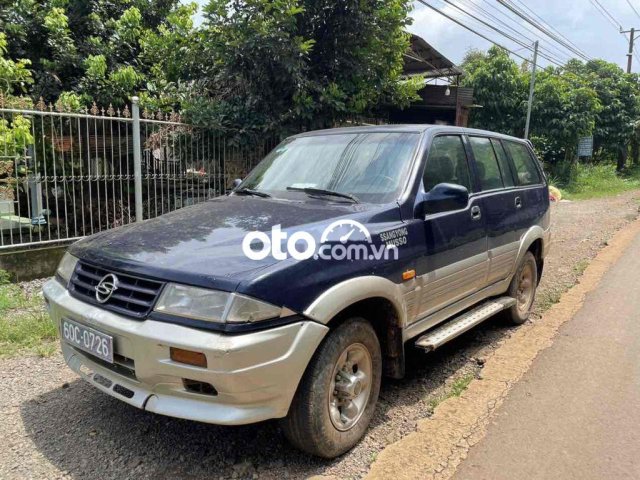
[170,347,207,368]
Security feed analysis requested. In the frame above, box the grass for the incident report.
[428,373,476,412]
[559,163,640,200]
[0,275,58,359]
[573,259,590,276]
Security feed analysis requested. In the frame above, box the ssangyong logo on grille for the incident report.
[95,273,119,304]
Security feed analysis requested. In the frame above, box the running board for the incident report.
[415,297,516,352]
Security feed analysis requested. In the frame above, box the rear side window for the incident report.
[490,139,516,187]
[504,141,542,186]
[469,137,504,191]
[423,135,472,192]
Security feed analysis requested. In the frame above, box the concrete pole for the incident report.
[524,41,538,140]
[627,28,635,74]
[132,96,143,222]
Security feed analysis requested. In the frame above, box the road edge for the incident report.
[366,218,640,480]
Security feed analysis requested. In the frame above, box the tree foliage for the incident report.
[0,0,192,105]
[189,0,419,137]
[461,46,640,174]
[461,47,527,136]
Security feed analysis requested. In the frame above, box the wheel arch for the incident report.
[513,226,546,280]
[304,277,407,378]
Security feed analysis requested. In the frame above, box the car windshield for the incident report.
[239,132,420,203]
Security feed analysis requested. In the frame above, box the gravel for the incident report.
[1,192,639,480]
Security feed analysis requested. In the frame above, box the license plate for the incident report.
[62,319,114,363]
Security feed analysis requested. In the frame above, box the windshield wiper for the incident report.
[234,187,272,198]
[286,186,359,203]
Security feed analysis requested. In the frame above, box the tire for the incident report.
[505,251,538,325]
[281,317,382,458]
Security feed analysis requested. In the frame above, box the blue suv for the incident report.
[44,125,550,458]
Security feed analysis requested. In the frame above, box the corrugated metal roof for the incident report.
[404,34,463,78]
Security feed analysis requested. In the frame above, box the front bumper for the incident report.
[43,279,328,425]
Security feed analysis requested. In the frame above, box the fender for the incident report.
[511,225,547,276]
[303,276,407,326]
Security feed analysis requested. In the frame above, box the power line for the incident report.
[458,0,572,64]
[414,0,551,71]
[590,0,622,29]
[589,0,640,67]
[497,0,590,61]
[440,0,565,66]
[626,0,640,21]
[510,0,589,58]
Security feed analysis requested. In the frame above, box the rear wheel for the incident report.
[281,317,381,458]
[505,251,538,324]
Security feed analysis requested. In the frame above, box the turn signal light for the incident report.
[170,347,208,368]
[402,269,416,281]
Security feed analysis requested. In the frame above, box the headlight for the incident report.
[154,283,283,324]
[56,253,78,286]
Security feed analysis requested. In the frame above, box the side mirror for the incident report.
[422,183,469,215]
[232,178,242,189]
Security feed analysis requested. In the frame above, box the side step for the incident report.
[415,297,516,352]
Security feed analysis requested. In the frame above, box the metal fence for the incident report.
[0,96,279,249]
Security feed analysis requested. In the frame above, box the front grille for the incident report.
[69,261,164,319]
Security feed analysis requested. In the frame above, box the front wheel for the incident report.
[281,317,382,458]
[505,251,538,324]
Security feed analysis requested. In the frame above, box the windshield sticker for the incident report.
[379,227,408,248]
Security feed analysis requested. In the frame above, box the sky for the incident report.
[188,0,640,72]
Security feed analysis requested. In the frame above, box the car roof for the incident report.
[291,124,529,144]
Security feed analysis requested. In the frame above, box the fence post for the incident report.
[131,96,143,222]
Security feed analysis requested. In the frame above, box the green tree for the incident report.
[529,68,600,170]
[190,0,419,138]
[0,0,190,105]
[460,46,528,136]
[0,32,32,96]
[582,61,639,170]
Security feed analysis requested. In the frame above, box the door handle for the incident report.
[471,205,482,220]
[515,196,522,209]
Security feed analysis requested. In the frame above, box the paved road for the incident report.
[454,231,640,480]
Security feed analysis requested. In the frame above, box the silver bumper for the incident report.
[43,279,328,425]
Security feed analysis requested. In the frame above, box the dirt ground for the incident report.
[1,192,639,480]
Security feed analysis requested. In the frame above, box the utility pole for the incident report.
[621,27,640,73]
[524,40,538,141]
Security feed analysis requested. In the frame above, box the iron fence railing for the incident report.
[0,96,279,249]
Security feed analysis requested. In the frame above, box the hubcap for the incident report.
[328,343,372,431]
[516,262,535,314]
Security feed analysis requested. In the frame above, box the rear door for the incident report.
[467,135,520,284]
[415,134,488,318]
[502,140,548,241]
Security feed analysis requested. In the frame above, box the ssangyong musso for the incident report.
[44,126,550,458]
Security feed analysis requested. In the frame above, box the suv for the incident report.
[44,125,550,458]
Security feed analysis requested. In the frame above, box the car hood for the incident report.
[70,195,397,291]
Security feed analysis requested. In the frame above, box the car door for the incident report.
[467,135,520,284]
[414,134,489,319]
[502,139,549,242]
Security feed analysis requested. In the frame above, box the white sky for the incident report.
[188,0,640,71]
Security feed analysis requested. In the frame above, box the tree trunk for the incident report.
[616,144,628,172]
[631,139,639,166]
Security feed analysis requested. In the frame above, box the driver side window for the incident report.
[423,135,472,192]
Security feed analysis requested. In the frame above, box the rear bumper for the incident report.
[43,279,328,425]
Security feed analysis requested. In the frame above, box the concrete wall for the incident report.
[0,244,68,281]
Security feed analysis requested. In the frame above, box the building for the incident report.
[390,34,475,127]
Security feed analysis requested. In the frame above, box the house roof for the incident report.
[403,34,463,78]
